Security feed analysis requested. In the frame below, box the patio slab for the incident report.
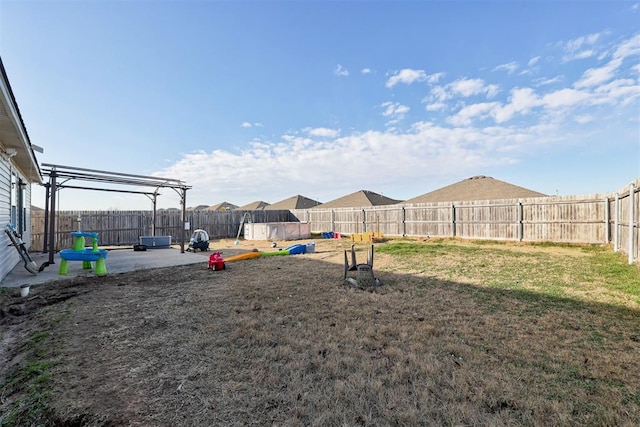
[1,247,208,288]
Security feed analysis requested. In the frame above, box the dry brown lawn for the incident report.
[1,238,639,426]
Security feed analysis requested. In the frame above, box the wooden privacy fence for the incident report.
[31,209,294,251]
[290,179,640,264]
[31,179,639,264]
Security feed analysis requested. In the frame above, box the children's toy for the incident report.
[188,229,210,252]
[285,243,307,255]
[208,252,226,270]
[343,244,381,288]
[4,224,38,275]
[261,249,290,257]
[225,251,262,262]
[59,231,108,276]
[234,212,252,245]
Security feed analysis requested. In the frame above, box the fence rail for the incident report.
[32,209,295,251]
[31,179,639,264]
[291,179,640,264]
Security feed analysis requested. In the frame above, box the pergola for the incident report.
[41,163,192,265]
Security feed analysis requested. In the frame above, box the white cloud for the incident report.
[156,122,549,206]
[449,78,499,98]
[572,50,596,60]
[541,88,590,109]
[583,34,640,89]
[381,101,410,126]
[423,78,499,112]
[494,61,519,74]
[335,64,349,77]
[429,86,449,102]
[450,78,485,96]
[562,32,602,61]
[593,78,640,107]
[485,84,500,98]
[492,87,540,123]
[361,68,372,74]
[574,34,640,88]
[150,33,639,207]
[425,102,446,111]
[448,102,500,126]
[535,76,563,86]
[381,102,410,117]
[575,59,622,88]
[386,68,427,88]
[380,101,410,127]
[427,72,445,84]
[613,32,640,59]
[241,122,263,128]
[307,127,340,138]
[574,115,594,124]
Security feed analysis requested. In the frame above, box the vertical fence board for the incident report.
[32,179,640,264]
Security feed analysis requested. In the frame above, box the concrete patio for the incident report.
[1,247,209,289]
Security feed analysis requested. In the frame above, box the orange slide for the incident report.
[224,251,262,262]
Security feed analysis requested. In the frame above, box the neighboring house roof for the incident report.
[236,201,270,210]
[314,190,403,209]
[0,57,41,183]
[207,202,238,211]
[187,205,210,211]
[265,195,322,210]
[405,175,548,204]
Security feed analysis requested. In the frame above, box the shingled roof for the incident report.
[314,190,402,209]
[264,195,322,210]
[207,202,238,211]
[236,200,270,210]
[187,204,210,211]
[405,176,547,204]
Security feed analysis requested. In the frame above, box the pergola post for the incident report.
[42,182,50,253]
[152,193,157,236]
[36,163,192,268]
[47,169,57,264]
[180,187,188,253]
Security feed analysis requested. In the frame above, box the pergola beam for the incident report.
[41,163,191,266]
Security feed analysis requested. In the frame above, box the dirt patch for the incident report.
[1,238,638,426]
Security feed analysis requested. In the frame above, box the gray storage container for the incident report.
[139,236,172,248]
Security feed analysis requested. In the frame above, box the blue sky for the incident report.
[1,0,639,210]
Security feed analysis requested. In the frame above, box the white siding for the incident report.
[0,157,33,282]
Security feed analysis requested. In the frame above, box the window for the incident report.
[10,172,16,226]
[9,172,26,234]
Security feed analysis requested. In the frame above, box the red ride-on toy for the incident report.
[208,252,226,271]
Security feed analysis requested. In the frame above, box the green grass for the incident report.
[2,239,638,425]
[1,330,58,426]
[377,239,640,306]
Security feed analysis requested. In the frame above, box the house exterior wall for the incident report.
[0,156,33,281]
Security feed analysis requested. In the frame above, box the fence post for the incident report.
[517,201,523,242]
[628,184,635,264]
[604,197,610,244]
[451,204,456,238]
[362,209,367,233]
[331,209,335,232]
[402,206,406,237]
[614,194,619,252]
